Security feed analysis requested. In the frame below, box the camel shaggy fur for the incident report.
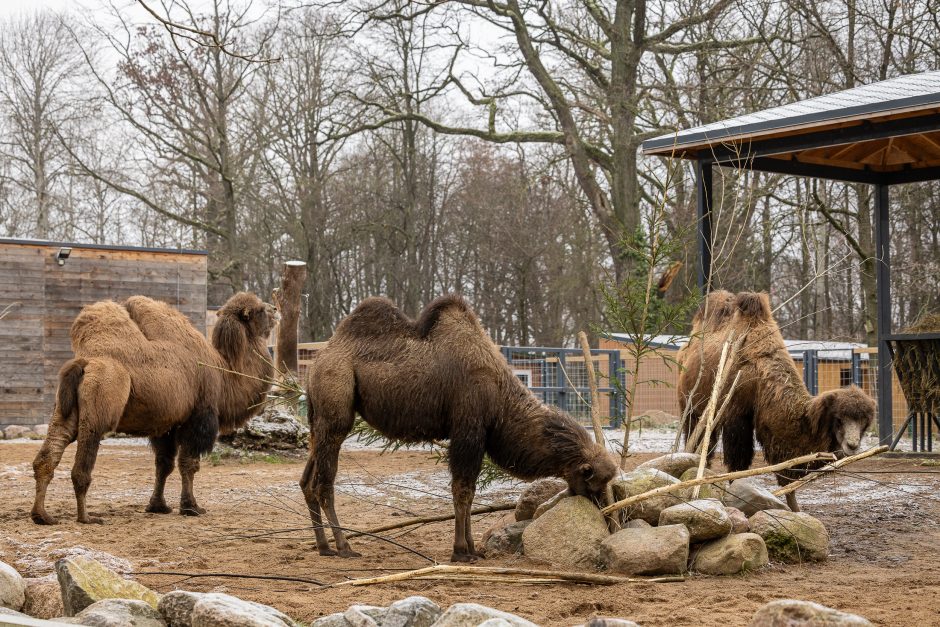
[302,295,616,562]
[678,290,875,511]
[31,293,277,525]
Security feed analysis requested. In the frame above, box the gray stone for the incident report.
[2,425,34,440]
[522,496,609,569]
[190,593,296,627]
[476,621,513,627]
[312,615,350,627]
[482,521,530,557]
[677,467,728,501]
[33,424,50,438]
[636,453,702,478]
[658,499,732,542]
[0,560,26,611]
[610,469,685,524]
[581,620,641,627]
[429,603,536,627]
[158,590,202,627]
[749,510,829,563]
[749,600,873,626]
[382,596,441,627]
[0,607,31,619]
[72,599,166,627]
[722,479,789,517]
[532,490,568,520]
[56,556,160,616]
[481,514,516,545]
[600,524,690,575]
[726,507,750,534]
[23,576,64,619]
[218,406,309,451]
[515,479,568,521]
[691,533,769,575]
[624,519,651,529]
[344,605,383,627]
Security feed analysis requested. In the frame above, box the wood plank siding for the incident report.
[0,240,207,427]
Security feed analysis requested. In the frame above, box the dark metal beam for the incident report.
[708,113,940,162]
[718,157,883,184]
[883,166,940,185]
[696,159,713,292]
[874,184,894,446]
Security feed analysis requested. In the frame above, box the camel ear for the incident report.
[579,462,594,480]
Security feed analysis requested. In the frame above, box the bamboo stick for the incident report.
[602,451,835,515]
[326,564,683,588]
[773,445,889,496]
[344,503,516,539]
[578,331,606,447]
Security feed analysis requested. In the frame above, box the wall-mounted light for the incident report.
[56,247,72,266]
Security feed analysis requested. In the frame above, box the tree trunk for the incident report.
[273,260,308,377]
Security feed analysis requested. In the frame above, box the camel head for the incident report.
[212,293,279,361]
[810,386,876,457]
[564,442,617,504]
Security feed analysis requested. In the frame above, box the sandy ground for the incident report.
[2,432,940,627]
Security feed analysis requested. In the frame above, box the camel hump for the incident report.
[735,291,772,321]
[57,358,88,420]
[338,297,414,337]
[415,294,472,338]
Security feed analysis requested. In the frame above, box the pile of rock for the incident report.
[485,453,831,576]
[313,597,536,627]
[0,424,46,440]
[217,405,310,452]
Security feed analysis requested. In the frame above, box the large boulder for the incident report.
[158,591,203,627]
[0,607,31,620]
[189,592,297,627]
[430,603,536,627]
[722,479,789,517]
[515,479,568,521]
[23,576,64,619]
[658,499,732,542]
[218,406,309,451]
[522,496,609,569]
[600,524,690,575]
[749,600,873,626]
[532,490,568,520]
[610,468,684,524]
[749,510,829,563]
[56,556,160,616]
[0,560,26,611]
[71,599,166,627]
[2,425,35,440]
[691,533,769,575]
[382,596,441,627]
[482,520,530,557]
[636,453,701,478]
[677,467,727,500]
[725,507,750,534]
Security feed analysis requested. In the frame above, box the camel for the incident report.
[31,293,277,525]
[678,290,875,511]
[302,295,617,562]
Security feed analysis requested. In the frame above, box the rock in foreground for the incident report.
[522,496,609,569]
[482,520,530,557]
[749,510,829,563]
[658,499,732,542]
[56,556,159,616]
[515,479,567,521]
[749,599,873,626]
[0,560,26,611]
[72,599,166,627]
[636,453,701,478]
[601,524,690,575]
[431,603,536,627]
[610,469,684,524]
[190,592,297,627]
[723,479,789,516]
[691,533,768,575]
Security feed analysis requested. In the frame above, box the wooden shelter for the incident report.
[642,71,940,450]
[0,239,207,428]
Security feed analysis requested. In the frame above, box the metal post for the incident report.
[696,159,714,292]
[556,351,567,412]
[851,351,862,387]
[874,184,893,445]
[609,351,622,428]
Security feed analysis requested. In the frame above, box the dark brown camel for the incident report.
[302,295,616,562]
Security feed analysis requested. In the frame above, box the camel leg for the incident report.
[176,409,218,516]
[448,437,485,563]
[177,452,206,516]
[31,407,78,525]
[146,431,178,514]
[315,436,360,558]
[72,427,105,524]
[300,455,334,555]
[785,492,801,512]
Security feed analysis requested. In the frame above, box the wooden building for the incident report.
[0,239,207,428]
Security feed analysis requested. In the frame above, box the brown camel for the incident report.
[302,295,617,562]
[678,290,875,511]
[31,293,277,525]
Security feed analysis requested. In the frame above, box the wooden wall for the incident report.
[0,240,207,427]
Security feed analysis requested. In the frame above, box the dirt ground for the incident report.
[2,437,940,626]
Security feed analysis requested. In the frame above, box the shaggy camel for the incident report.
[302,295,617,562]
[678,290,875,511]
[31,293,277,524]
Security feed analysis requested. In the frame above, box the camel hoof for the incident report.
[78,516,105,525]
[31,511,57,525]
[180,503,207,516]
[450,552,478,563]
[145,502,172,514]
[317,547,338,557]
[338,548,361,558]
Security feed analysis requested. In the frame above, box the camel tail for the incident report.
[415,294,470,338]
[56,358,88,420]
